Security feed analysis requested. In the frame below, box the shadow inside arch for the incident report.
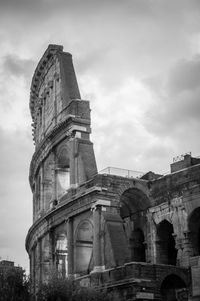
[161,274,187,301]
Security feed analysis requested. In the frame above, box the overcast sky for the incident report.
[0,0,200,272]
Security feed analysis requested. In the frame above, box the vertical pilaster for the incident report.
[147,211,157,264]
[30,248,35,297]
[67,217,74,276]
[92,204,105,272]
[41,163,44,212]
[53,152,57,201]
[181,231,193,266]
[40,232,54,283]
[69,138,79,188]
[34,241,41,293]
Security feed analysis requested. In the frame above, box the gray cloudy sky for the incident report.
[0,0,200,271]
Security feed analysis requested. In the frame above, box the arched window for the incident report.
[56,148,70,198]
[157,220,177,265]
[55,234,68,277]
[75,221,93,275]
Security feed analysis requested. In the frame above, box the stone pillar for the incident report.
[40,232,53,283]
[67,217,74,276]
[53,153,57,201]
[30,248,35,296]
[41,163,44,212]
[92,203,105,273]
[181,231,193,266]
[69,138,79,188]
[147,211,157,264]
[34,240,41,292]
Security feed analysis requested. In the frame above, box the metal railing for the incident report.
[99,166,145,179]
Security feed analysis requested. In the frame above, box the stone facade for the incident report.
[26,45,200,301]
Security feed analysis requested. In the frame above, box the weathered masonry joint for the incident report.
[26,45,200,301]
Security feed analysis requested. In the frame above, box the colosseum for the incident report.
[26,44,200,301]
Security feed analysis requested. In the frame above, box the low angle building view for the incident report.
[26,44,200,301]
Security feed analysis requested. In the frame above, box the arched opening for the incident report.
[55,233,68,277]
[120,188,150,263]
[188,207,200,256]
[56,148,70,198]
[161,274,187,301]
[157,220,177,265]
[75,221,93,275]
[130,228,146,262]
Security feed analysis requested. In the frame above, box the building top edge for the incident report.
[29,44,72,119]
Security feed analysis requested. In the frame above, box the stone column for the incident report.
[41,163,44,212]
[181,231,193,266]
[92,204,105,273]
[67,217,74,276]
[40,232,53,283]
[69,138,79,188]
[34,240,41,292]
[30,248,35,296]
[147,211,157,264]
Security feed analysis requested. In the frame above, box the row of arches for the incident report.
[120,187,200,266]
[53,224,187,301]
[123,218,177,265]
[51,188,200,278]
[53,195,200,277]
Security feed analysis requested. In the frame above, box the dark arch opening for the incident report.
[157,220,177,265]
[120,188,150,219]
[161,274,187,301]
[188,207,200,256]
[120,188,150,263]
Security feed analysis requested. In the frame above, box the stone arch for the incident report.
[56,146,70,198]
[117,180,151,201]
[120,187,150,217]
[156,220,177,265]
[75,220,93,275]
[120,187,150,263]
[160,274,187,301]
[188,207,200,256]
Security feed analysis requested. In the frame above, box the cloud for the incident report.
[143,54,200,159]
[0,54,34,131]
[167,55,200,95]
[0,127,33,270]
[2,54,35,79]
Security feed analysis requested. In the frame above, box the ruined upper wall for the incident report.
[30,44,82,145]
[29,45,97,215]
